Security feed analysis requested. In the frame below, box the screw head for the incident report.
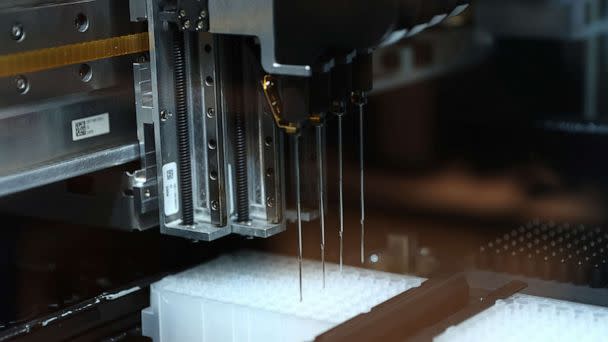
[369,253,380,263]
[160,110,171,121]
[16,78,26,90]
[196,20,205,31]
[11,23,24,41]
[179,9,186,17]
[211,200,219,211]
[200,10,207,18]
[266,196,275,208]
[183,20,191,29]
[144,189,151,198]
[264,136,273,147]
[14,75,29,94]
[78,64,93,82]
[206,107,215,118]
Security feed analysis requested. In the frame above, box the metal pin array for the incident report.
[296,100,368,298]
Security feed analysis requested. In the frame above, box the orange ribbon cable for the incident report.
[0,32,149,78]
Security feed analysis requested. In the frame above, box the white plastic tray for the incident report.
[435,293,608,342]
[141,251,424,342]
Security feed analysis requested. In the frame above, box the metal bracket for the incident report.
[208,0,312,76]
[130,62,159,215]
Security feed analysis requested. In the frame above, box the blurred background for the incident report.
[4,0,608,340]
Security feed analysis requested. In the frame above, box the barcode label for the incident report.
[162,162,179,216]
[71,113,110,141]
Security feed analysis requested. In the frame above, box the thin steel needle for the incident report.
[294,133,303,301]
[338,114,344,272]
[316,125,326,288]
[358,103,366,264]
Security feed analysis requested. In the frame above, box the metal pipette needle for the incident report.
[337,113,344,272]
[358,103,366,264]
[316,124,326,288]
[294,133,303,301]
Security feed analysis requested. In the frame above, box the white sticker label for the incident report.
[71,113,110,141]
[162,162,179,216]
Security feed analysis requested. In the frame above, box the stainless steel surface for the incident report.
[131,61,159,216]
[225,39,286,237]
[0,142,139,197]
[0,0,151,232]
[145,0,286,240]
[1,91,133,147]
[0,55,135,108]
[261,103,285,226]
[146,0,180,230]
[230,220,284,238]
[0,86,137,183]
[201,33,226,227]
[164,219,232,241]
[0,0,145,201]
[0,0,143,55]
[146,0,232,240]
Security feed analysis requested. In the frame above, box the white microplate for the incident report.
[142,251,424,342]
[435,293,608,342]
